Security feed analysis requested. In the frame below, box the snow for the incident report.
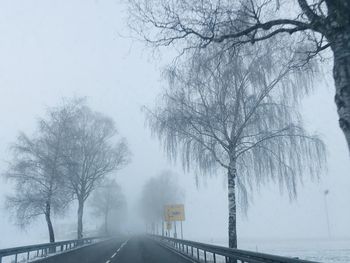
[210,238,350,263]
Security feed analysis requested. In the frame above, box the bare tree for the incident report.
[129,0,350,154]
[139,170,184,235]
[145,45,326,248]
[89,178,126,235]
[5,107,73,243]
[58,101,131,240]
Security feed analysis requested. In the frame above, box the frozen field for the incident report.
[203,238,350,263]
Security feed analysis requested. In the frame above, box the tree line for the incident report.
[5,98,130,242]
[138,170,184,236]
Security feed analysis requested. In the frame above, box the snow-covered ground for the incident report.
[204,238,350,263]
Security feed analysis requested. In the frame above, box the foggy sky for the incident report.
[0,0,349,248]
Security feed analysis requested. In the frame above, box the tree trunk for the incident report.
[104,211,108,235]
[45,202,55,243]
[227,158,237,249]
[77,199,84,240]
[331,28,350,154]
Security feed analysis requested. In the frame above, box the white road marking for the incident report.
[105,239,129,263]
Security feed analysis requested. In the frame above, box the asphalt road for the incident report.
[37,236,191,263]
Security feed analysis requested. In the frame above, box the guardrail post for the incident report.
[27,251,30,260]
[204,250,207,263]
[49,245,55,254]
[197,248,199,260]
[213,253,216,263]
[191,246,193,257]
[15,253,18,263]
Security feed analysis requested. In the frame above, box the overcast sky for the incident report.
[0,0,349,249]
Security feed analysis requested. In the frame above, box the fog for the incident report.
[0,0,349,253]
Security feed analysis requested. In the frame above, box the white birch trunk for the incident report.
[227,158,237,249]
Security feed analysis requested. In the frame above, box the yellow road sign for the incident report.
[164,204,185,221]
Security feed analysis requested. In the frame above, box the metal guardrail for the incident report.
[152,235,320,263]
[0,236,105,263]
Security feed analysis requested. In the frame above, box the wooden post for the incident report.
[174,221,177,238]
[180,221,183,239]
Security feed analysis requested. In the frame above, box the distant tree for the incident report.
[140,170,183,235]
[57,100,131,240]
[145,45,326,248]
[129,0,350,154]
[5,108,73,243]
[90,179,126,235]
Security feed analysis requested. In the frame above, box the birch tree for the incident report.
[60,102,130,240]
[5,108,73,243]
[90,179,126,235]
[129,0,350,154]
[145,45,326,248]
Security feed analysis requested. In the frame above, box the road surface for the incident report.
[37,236,191,263]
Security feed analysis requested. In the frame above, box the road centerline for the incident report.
[105,239,129,263]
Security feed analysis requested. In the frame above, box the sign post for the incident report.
[164,204,185,239]
[166,221,172,237]
[180,221,183,239]
[174,221,177,238]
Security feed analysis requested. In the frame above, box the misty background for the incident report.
[0,0,349,251]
